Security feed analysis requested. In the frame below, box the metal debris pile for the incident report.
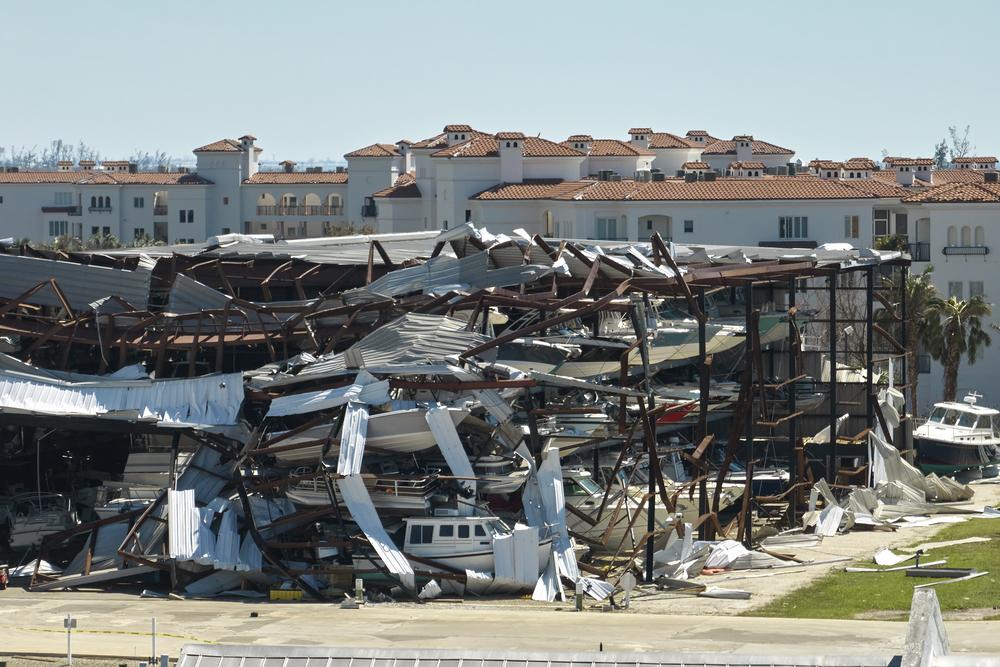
[0,224,943,604]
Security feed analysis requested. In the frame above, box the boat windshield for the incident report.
[485,519,509,535]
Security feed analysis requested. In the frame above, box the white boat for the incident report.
[914,393,1000,474]
[472,456,529,495]
[7,493,78,550]
[354,515,551,575]
[269,408,471,463]
[286,468,439,514]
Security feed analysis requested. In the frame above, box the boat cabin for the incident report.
[402,515,508,557]
[925,397,1000,437]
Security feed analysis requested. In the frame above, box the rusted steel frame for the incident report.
[687,260,817,283]
[736,458,758,548]
[212,303,230,371]
[234,474,325,600]
[257,413,330,450]
[464,296,486,332]
[871,392,895,445]
[246,467,341,493]
[320,308,361,356]
[260,260,294,302]
[711,332,754,518]
[24,318,75,357]
[117,490,169,565]
[460,280,631,359]
[639,398,676,514]
[47,278,76,315]
[655,233,705,323]
[530,234,558,259]
[96,313,116,374]
[596,418,641,523]
[365,241,376,285]
[617,338,642,433]
[215,259,236,297]
[305,299,390,322]
[0,282,50,318]
[388,378,535,391]
[186,312,204,377]
[59,319,80,370]
[371,240,395,269]
[873,323,906,355]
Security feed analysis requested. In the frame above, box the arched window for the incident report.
[961,226,972,246]
[90,196,97,208]
[947,226,957,246]
[975,226,985,246]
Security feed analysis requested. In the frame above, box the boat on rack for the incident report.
[286,468,440,514]
[7,493,78,550]
[914,393,1000,474]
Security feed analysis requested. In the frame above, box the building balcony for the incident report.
[42,205,81,216]
[942,245,989,256]
[153,205,169,216]
[360,204,378,218]
[907,242,931,261]
[256,205,344,216]
[87,206,113,213]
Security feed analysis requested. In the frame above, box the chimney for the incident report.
[57,160,72,172]
[628,127,652,150]
[567,134,593,154]
[239,134,259,178]
[497,132,524,183]
[985,171,998,183]
[335,166,346,174]
[734,136,753,163]
[280,160,296,173]
[79,160,95,171]
[894,164,914,186]
[444,124,472,147]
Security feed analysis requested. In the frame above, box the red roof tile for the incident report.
[344,143,401,158]
[628,127,653,135]
[373,172,420,198]
[193,139,242,153]
[432,135,584,159]
[930,169,990,184]
[0,171,212,185]
[649,132,698,149]
[729,161,766,170]
[566,134,593,142]
[682,161,711,169]
[903,182,1000,203]
[472,179,594,200]
[563,139,654,157]
[496,131,526,140]
[443,124,474,133]
[703,138,794,156]
[843,158,876,170]
[884,157,933,167]
[952,156,997,164]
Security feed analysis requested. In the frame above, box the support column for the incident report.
[866,266,875,430]
[697,288,709,540]
[828,274,838,479]
[786,277,797,494]
[900,264,909,450]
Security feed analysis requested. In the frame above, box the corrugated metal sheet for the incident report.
[267,314,493,387]
[265,374,390,417]
[337,474,414,587]
[347,251,552,302]
[336,401,368,476]
[0,368,244,426]
[425,403,475,513]
[0,254,151,310]
[166,274,233,313]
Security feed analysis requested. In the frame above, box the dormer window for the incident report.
[506,142,511,148]
[513,141,518,147]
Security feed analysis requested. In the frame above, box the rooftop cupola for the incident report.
[444,124,473,147]
[628,127,652,149]
[567,134,593,153]
[734,135,754,163]
[279,160,296,173]
[496,132,525,184]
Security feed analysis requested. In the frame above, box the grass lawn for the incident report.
[748,519,1000,620]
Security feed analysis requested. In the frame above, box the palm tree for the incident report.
[877,267,941,410]
[925,295,992,402]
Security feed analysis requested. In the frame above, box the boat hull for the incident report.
[915,436,1000,474]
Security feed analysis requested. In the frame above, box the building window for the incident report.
[970,281,985,299]
[961,226,971,246]
[844,215,860,239]
[684,220,694,233]
[0,196,4,204]
[187,209,194,222]
[260,223,267,231]
[223,197,229,205]
[443,220,449,230]
[779,216,808,239]
[55,192,73,205]
[91,226,99,236]
[90,196,97,208]
[102,226,110,236]
[465,209,472,222]
[221,227,230,234]
[134,228,146,239]
[947,226,957,246]
[895,213,908,237]
[917,353,931,374]
[874,209,889,237]
[133,197,144,208]
[179,209,195,223]
[180,210,186,223]
[948,282,963,299]
[49,220,69,237]
[975,226,985,246]
[595,216,618,240]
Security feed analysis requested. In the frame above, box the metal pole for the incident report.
[787,277,797,491]
[697,288,709,540]
[66,614,72,666]
[744,282,754,481]
[829,274,838,479]
[866,267,875,431]
[630,298,656,583]
[900,264,909,443]
[151,617,156,664]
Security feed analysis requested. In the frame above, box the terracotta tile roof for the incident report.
[79,160,96,166]
[373,172,420,199]
[628,127,653,135]
[432,135,584,159]
[56,160,73,166]
[836,178,909,197]
[872,170,931,187]
[729,161,766,170]
[472,179,594,201]
[648,132,699,149]
[472,177,907,202]
[101,160,131,167]
[685,130,720,142]
[0,171,212,185]
[703,138,794,156]
[682,161,711,169]
[496,131,526,140]
[411,128,489,150]
[566,134,593,142]
[809,160,843,170]
[245,171,348,185]
[952,156,997,164]
[344,143,401,158]
[903,182,1000,203]
[443,124,474,133]
[883,157,933,167]
[930,169,989,184]
[843,158,876,170]
[564,139,654,157]
[278,160,296,166]
[193,138,243,153]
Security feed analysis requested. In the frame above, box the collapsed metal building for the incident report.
[0,225,926,601]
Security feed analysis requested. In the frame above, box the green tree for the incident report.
[877,266,942,410]
[933,139,948,168]
[926,295,992,401]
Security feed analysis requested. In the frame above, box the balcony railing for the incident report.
[153,205,169,216]
[256,205,344,216]
[42,205,81,216]
[908,242,931,261]
[942,245,989,256]
[87,206,113,213]
[361,204,378,218]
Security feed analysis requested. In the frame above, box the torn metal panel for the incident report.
[0,253,151,310]
[337,475,414,589]
[536,447,580,583]
[0,367,244,427]
[336,401,369,476]
[425,403,476,513]
[265,373,390,417]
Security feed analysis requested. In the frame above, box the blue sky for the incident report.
[3,1,996,163]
